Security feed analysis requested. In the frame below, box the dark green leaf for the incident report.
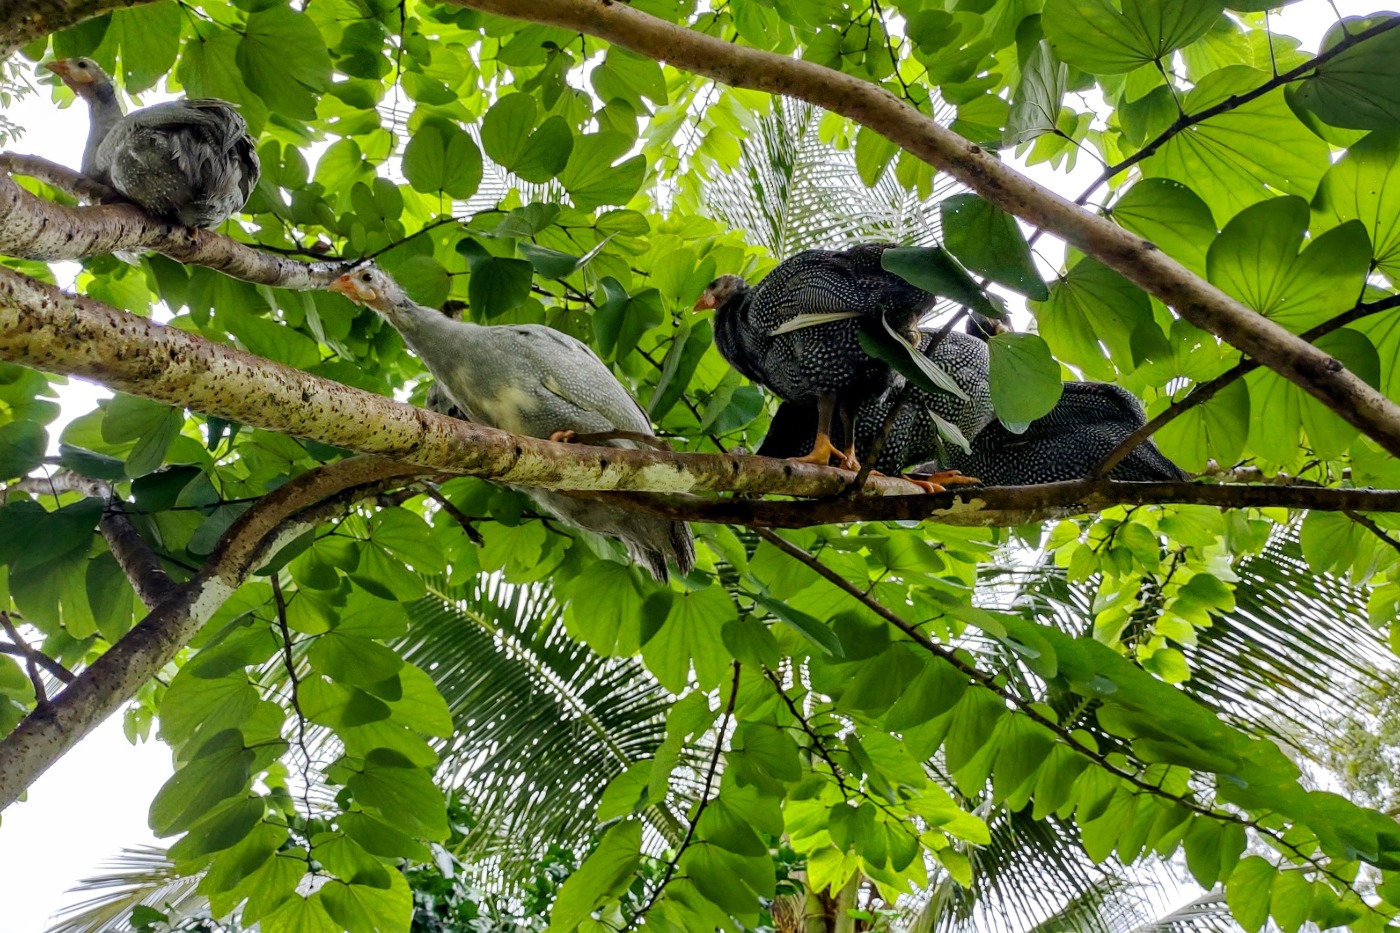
[988,333,1063,427]
[403,122,483,199]
[880,246,1002,318]
[941,194,1049,299]
[1295,17,1400,131]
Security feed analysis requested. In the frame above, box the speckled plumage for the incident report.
[708,243,931,405]
[333,265,695,582]
[759,330,996,473]
[929,382,1188,484]
[48,58,258,229]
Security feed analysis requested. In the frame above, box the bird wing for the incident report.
[505,326,655,436]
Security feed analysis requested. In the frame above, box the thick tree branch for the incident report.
[0,0,153,56]
[0,268,921,500]
[0,455,426,811]
[0,170,351,289]
[582,480,1400,528]
[455,0,1400,461]
[1093,294,1400,477]
[0,153,116,201]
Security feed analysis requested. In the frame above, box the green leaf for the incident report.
[548,820,642,932]
[387,256,451,309]
[101,394,183,477]
[1313,130,1400,286]
[1111,179,1217,278]
[857,315,971,409]
[149,729,254,835]
[987,333,1063,427]
[308,633,405,693]
[481,93,574,183]
[261,893,341,933]
[1043,0,1224,73]
[106,2,182,93]
[167,795,264,861]
[940,195,1049,299]
[751,591,844,657]
[459,242,533,320]
[641,585,733,692]
[1270,869,1314,933]
[1145,67,1329,223]
[1225,856,1276,933]
[1294,17,1400,131]
[1207,196,1371,332]
[347,748,449,840]
[1032,258,1153,379]
[403,121,484,199]
[236,6,332,120]
[321,874,413,933]
[369,508,446,574]
[1006,41,1067,145]
[879,246,1002,318]
[559,133,647,211]
[0,421,46,480]
[518,242,580,279]
[340,811,433,862]
[854,126,899,187]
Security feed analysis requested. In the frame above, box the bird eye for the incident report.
[360,272,373,282]
[76,60,89,69]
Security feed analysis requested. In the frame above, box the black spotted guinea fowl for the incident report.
[46,58,259,229]
[924,381,1187,485]
[698,243,937,472]
[329,264,695,583]
[759,328,994,480]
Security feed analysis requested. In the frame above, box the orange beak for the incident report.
[327,274,357,299]
[693,292,716,312]
[44,61,70,78]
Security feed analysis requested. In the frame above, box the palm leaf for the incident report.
[46,846,210,933]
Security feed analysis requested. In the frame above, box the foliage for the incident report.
[3,0,1400,931]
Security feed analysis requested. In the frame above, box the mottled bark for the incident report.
[452,0,1400,462]
[0,169,350,289]
[0,0,156,56]
[0,456,424,811]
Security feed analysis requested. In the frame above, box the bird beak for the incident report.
[328,274,365,303]
[44,60,87,85]
[693,292,716,312]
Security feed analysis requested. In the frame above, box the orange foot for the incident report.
[904,470,980,493]
[790,433,857,471]
[548,429,579,444]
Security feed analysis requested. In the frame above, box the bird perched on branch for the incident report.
[328,263,695,583]
[698,243,938,472]
[758,328,996,483]
[46,57,259,229]
[922,382,1188,485]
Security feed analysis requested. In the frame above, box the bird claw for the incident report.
[790,434,856,471]
[903,470,980,493]
[548,429,579,444]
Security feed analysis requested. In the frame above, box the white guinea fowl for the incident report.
[46,57,259,229]
[329,263,695,583]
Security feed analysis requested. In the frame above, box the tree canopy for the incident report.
[2,0,1400,931]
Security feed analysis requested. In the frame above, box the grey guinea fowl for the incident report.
[697,243,933,472]
[759,329,996,482]
[330,264,695,583]
[46,57,259,229]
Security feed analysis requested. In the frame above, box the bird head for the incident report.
[328,263,406,314]
[694,275,748,312]
[45,58,113,100]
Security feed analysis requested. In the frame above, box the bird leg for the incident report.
[903,470,981,493]
[548,429,672,450]
[789,395,855,470]
[837,396,862,474]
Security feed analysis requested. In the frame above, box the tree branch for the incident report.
[0,456,426,811]
[0,152,116,201]
[452,0,1400,461]
[580,480,1400,528]
[0,169,352,289]
[0,0,154,56]
[0,267,922,500]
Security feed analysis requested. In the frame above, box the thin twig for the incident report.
[0,613,52,702]
[418,483,484,545]
[271,574,317,871]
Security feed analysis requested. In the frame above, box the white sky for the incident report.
[0,3,1375,928]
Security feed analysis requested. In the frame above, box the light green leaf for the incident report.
[321,874,413,933]
[1111,179,1217,278]
[1145,67,1329,223]
[560,133,647,211]
[1032,258,1153,379]
[1006,41,1067,145]
[1155,378,1249,472]
[236,6,332,120]
[988,333,1063,427]
[481,93,575,183]
[941,194,1049,299]
[149,729,253,835]
[1294,17,1400,131]
[548,820,642,932]
[1313,130,1400,285]
[1044,0,1225,73]
[1225,856,1276,933]
[642,585,733,692]
[403,121,483,199]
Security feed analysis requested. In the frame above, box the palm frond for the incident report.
[46,846,211,933]
[402,577,686,881]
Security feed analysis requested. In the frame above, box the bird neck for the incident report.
[81,84,124,175]
[383,296,488,363]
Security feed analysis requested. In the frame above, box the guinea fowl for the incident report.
[698,243,937,472]
[926,382,1188,485]
[329,264,695,583]
[46,57,259,229]
[758,329,996,480]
